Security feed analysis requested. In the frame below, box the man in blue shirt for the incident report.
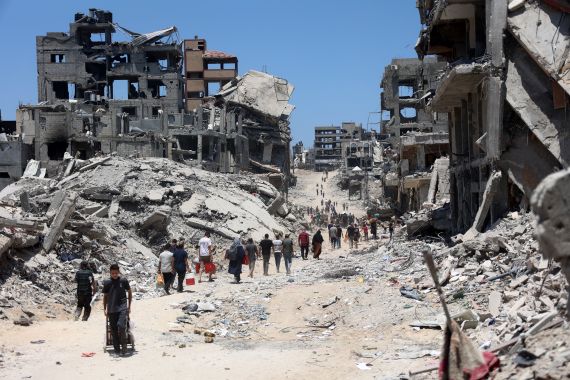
[173,240,189,292]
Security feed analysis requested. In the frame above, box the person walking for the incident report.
[245,238,259,278]
[389,222,394,242]
[226,237,245,283]
[158,243,175,295]
[336,224,343,248]
[102,263,132,356]
[272,234,283,273]
[352,224,360,249]
[370,218,378,240]
[346,224,355,249]
[298,229,310,260]
[312,230,324,259]
[74,260,96,321]
[259,234,273,275]
[282,234,294,275]
[198,232,214,283]
[173,240,189,292]
[329,224,338,249]
[362,223,369,241]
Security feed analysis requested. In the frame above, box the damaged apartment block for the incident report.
[379,58,450,213]
[416,0,570,234]
[8,9,294,191]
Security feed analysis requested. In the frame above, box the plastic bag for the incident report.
[242,255,250,265]
[156,273,164,288]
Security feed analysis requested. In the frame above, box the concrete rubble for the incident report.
[0,154,303,322]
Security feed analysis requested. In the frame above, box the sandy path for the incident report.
[0,170,440,380]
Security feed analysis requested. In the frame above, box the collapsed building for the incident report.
[3,9,294,190]
[416,0,569,234]
[379,58,450,213]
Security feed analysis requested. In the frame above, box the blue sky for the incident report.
[0,0,421,146]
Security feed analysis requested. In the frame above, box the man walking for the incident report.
[370,219,378,240]
[158,243,175,295]
[173,240,189,291]
[74,261,96,321]
[198,232,213,283]
[346,224,355,249]
[336,224,342,249]
[245,238,259,278]
[298,229,310,260]
[329,224,338,249]
[103,263,132,356]
[259,234,273,275]
[272,234,283,273]
[282,234,294,275]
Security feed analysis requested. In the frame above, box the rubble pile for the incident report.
[0,155,301,321]
[396,211,569,377]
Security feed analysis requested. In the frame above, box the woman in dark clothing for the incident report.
[227,237,245,283]
[312,230,324,260]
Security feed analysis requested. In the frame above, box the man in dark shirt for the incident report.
[75,261,96,321]
[103,263,132,356]
[259,234,274,276]
[346,224,355,249]
[173,241,189,292]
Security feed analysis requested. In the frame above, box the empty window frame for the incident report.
[50,54,66,63]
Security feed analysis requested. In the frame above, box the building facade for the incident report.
[416,0,569,233]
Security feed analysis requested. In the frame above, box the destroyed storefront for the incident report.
[416,0,569,234]
[7,9,295,191]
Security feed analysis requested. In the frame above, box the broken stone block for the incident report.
[171,184,185,195]
[0,235,13,259]
[146,188,167,202]
[140,210,169,231]
[108,199,119,219]
[91,206,109,218]
[489,291,502,316]
[503,290,520,302]
[510,275,529,289]
[42,191,77,253]
[276,203,289,217]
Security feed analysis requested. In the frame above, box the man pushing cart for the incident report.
[103,263,134,356]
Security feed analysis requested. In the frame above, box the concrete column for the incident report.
[197,134,203,162]
[416,145,426,170]
[472,170,502,232]
[485,77,504,160]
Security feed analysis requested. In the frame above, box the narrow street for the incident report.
[0,169,441,380]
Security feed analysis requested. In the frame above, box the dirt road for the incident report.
[0,170,441,380]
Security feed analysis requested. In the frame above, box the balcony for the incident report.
[430,63,488,111]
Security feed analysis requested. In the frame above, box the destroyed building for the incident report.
[313,125,342,171]
[5,9,294,191]
[416,0,570,234]
[379,58,450,212]
[313,122,379,173]
[183,37,238,111]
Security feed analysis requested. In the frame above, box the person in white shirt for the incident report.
[272,234,283,273]
[158,243,175,295]
[198,232,213,283]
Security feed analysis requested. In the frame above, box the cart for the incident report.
[103,315,135,353]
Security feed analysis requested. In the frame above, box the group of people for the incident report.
[157,233,215,295]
